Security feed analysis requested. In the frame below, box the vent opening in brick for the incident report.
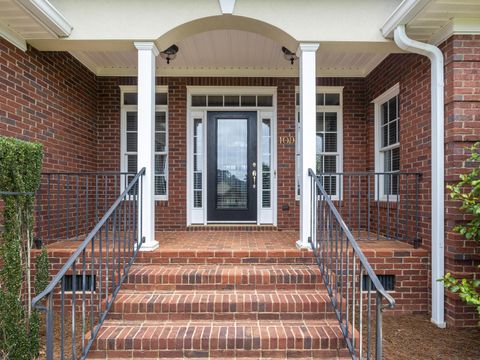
[362,274,395,291]
[63,274,96,292]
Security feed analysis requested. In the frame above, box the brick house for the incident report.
[1,0,479,358]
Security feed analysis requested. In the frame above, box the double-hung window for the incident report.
[295,87,343,198]
[374,83,400,198]
[120,86,168,200]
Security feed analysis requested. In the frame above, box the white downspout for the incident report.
[393,25,446,328]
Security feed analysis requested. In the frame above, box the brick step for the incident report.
[123,264,323,291]
[88,319,350,359]
[109,290,335,321]
[135,249,315,265]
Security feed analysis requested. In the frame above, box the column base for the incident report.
[296,239,312,250]
[430,318,446,329]
[139,239,159,252]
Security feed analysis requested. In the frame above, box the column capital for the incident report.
[134,41,159,56]
[297,43,320,53]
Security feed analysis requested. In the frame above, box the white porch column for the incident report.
[296,43,319,249]
[135,41,159,251]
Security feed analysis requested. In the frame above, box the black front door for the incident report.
[207,112,257,221]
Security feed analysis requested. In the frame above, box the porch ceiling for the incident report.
[69,29,393,77]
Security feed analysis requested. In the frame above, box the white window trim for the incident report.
[120,85,169,201]
[373,83,400,202]
[295,86,344,200]
[186,86,277,226]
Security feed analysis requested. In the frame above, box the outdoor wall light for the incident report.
[282,46,298,65]
[160,44,179,64]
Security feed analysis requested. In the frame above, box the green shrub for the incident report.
[0,136,48,358]
[440,142,480,324]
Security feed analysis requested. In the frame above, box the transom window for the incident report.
[374,83,400,198]
[191,94,273,108]
[295,87,343,198]
[120,86,168,200]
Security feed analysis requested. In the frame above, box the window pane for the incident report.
[382,124,388,148]
[126,133,137,152]
[324,113,337,131]
[194,172,202,189]
[192,95,206,107]
[323,155,337,172]
[126,112,137,131]
[322,175,337,196]
[296,93,300,106]
[316,93,324,106]
[127,155,137,173]
[155,93,167,105]
[262,191,271,208]
[155,154,166,175]
[155,112,166,131]
[224,95,239,107]
[392,147,400,172]
[325,93,340,106]
[389,120,398,145]
[381,102,388,125]
[194,191,202,208]
[208,95,223,106]
[316,133,324,154]
[324,133,337,152]
[388,96,397,121]
[384,149,392,172]
[241,95,256,106]
[194,154,203,172]
[124,93,137,105]
[155,133,166,152]
[155,176,166,196]
[257,95,273,107]
[316,112,324,131]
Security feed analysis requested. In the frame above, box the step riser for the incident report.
[123,283,322,291]
[88,349,351,359]
[109,312,336,321]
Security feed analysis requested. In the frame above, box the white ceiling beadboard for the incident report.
[70,29,389,77]
[0,0,55,39]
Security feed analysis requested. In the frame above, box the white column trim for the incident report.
[134,41,159,251]
[296,42,319,249]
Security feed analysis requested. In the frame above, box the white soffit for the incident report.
[70,30,391,77]
[0,0,54,41]
[384,0,480,44]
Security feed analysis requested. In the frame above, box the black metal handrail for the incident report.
[309,169,395,359]
[35,172,135,243]
[32,168,145,360]
[318,171,422,247]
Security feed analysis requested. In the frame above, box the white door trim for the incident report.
[186,86,277,226]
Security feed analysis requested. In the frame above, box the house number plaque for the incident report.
[279,136,295,145]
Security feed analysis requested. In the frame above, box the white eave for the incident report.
[382,0,480,45]
[15,0,72,37]
[0,0,72,51]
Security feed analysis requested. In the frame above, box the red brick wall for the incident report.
[443,34,480,328]
[0,39,98,172]
[97,76,366,231]
[365,53,432,249]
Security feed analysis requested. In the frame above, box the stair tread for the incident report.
[93,319,344,351]
[111,289,331,312]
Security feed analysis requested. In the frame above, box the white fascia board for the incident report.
[15,0,73,37]
[0,21,27,51]
[381,0,432,38]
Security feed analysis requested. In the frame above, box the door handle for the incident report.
[252,169,257,189]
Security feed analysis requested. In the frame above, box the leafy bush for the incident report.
[0,136,48,358]
[440,142,480,323]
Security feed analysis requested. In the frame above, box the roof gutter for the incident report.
[15,0,72,38]
[393,25,446,328]
[382,0,431,38]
